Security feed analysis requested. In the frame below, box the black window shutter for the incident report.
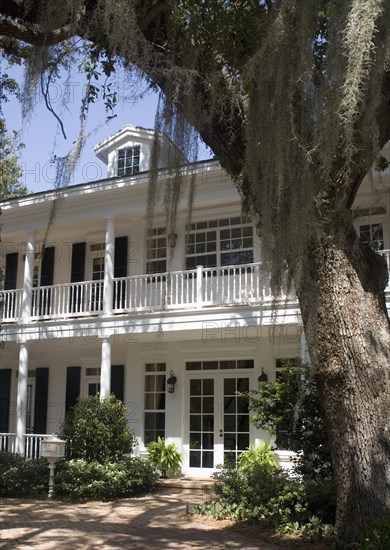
[34,367,49,434]
[4,253,18,290]
[71,243,86,282]
[0,369,12,433]
[39,247,55,315]
[114,237,128,278]
[70,243,86,312]
[40,247,55,286]
[114,237,128,309]
[65,366,81,414]
[111,365,124,402]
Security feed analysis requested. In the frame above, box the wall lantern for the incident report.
[257,368,268,384]
[41,434,66,497]
[167,370,177,393]
[168,232,178,248]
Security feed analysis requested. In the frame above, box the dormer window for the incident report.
[117,145,140,176]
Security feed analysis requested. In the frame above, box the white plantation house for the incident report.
[0,124,389,476]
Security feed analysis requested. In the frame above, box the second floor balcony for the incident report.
[0,262,272,323]
[1,252,389,324]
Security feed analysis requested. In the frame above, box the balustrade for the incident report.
[1,254,389,322]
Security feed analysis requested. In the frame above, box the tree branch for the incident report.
[0,16,74,47]
[345,68,390,209]
[137,0,174,33]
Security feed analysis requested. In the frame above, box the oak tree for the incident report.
[1,1,389,539]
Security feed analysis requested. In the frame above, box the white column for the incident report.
[16,342,29,454]
[100,338,111,399]
[21,232,35,322]
[103,218,115,316]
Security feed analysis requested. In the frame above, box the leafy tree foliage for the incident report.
[0,118,27,199]
[247,362,332,482]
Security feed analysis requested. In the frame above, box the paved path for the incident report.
[0,488,282,549]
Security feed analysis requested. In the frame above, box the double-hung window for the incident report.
[146,228,167,274]
[144,363,166,444]
[185,216,253,270]
[117,146,140,176]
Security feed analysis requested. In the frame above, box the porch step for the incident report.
[158,477,214,490]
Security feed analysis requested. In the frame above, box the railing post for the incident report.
[196,265,203,309]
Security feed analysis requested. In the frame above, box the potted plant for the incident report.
[147,437,183,478]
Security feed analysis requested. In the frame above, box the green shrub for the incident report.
[147,437,182,478]
[0,452,49,497]
[60,394,135,462]
[195,462,308,524]
[54,456,159,500]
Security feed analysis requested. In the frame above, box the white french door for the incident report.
[186,374,251,474]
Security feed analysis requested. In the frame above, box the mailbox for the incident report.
[41,435,66,497]
[41,435,66,459]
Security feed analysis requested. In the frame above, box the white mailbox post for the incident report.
[41,435,66,497]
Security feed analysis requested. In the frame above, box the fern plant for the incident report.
[237,443,278,474]
[147,437,183,478]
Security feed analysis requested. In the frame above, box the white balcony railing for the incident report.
[0,432,16,453]
[112,263,269,313]
[1,253,389,323]
[0,288,22,321]
[0,433,45,459]
[31,280,104,319]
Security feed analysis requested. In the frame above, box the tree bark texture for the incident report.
[300,228,390,539]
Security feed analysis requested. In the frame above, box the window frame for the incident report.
[145,227,167,275]
[185,216,254,270]
[117,145,141,177]
[144,362,167,445]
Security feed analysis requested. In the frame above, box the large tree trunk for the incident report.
[299,226,390,540]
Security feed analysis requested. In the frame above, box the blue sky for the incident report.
[3,63,211,194]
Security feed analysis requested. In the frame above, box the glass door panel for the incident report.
[223,377,250,465]
[189,378,214,468]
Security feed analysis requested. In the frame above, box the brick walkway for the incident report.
[0,488,282,549]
